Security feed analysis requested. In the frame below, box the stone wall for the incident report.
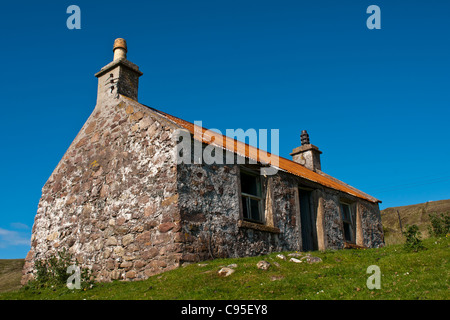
[319,189,384,250]
[177,159,241,261]
[22,97,182,284]
[268,172,302,250]
[358,201,384,248]
[176,146,303,263]
[177,146,384,259]
[322,192,347,250]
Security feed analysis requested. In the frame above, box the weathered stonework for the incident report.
[173,140,383,263]
[23,97,182,284]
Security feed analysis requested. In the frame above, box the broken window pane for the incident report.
[341,203,353,242]
[240,172,260,197]
[343,222,352,242]
[342,204,351,221]
[242,196,249,220]
[250,199,261,221]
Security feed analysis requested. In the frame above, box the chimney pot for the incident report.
[113,38,127,61]
[301,130,310,145]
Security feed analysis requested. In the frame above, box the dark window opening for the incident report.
[341,203,353,242]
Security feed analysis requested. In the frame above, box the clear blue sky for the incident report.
[0,0,449,258]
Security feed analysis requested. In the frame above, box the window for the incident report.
[340,203,353,242]
[240,170,264,223]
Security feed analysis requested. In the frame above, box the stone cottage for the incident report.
[22,39,383,284]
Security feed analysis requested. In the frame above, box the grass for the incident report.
[1,237,449,300]
[0,259,24,294]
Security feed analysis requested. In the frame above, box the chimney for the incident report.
[94,38,143,104]
[290,130,322,172]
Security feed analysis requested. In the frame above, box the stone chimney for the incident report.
[290,130,322,172]
[94,38,143,104]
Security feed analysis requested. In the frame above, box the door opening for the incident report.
[299,189,317,251]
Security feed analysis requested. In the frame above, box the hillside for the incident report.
[381,199,450,245]
[0,237,448,300]
[0,259,24,293]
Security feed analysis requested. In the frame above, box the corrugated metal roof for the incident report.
[139,101,380,203]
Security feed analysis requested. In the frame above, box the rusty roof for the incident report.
[139,101,380,203]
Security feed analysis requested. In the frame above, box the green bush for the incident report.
[428,212,450,237]
[403,224,425,252]
[28,249,94,290]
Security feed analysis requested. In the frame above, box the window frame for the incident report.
[340,201,354,243]
[239,167,265,224]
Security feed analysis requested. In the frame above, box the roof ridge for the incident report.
[125,97,379,203]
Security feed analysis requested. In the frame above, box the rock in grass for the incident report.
[305,256,322,264]
[256,260,271,270]
[276,254,287,260]
[218,267,235,277]
[288,253,302,257]
[271,275,285,281]
[290,258,302,263]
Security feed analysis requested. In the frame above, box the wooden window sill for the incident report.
[343,242,366,249]
[238,220,280,234]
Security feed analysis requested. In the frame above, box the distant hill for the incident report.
[0,259,24,293]
[381,199,450,245]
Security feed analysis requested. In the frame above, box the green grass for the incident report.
[1,237,449,300]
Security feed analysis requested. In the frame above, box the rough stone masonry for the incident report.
[22,39,384,284]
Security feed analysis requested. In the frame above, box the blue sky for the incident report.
[0,0,449,258]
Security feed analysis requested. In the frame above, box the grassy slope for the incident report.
[1,237,448,300]
[0,260,24,293]
[381,199,450,245]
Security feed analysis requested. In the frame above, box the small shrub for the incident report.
[428,212,450,237]
[403,224,425,252]
[28,248,94,290]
